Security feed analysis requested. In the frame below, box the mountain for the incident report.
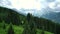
[9,7,60,23]
[42,10,60,23]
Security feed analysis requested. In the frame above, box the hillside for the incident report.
[0,6,60,34]
[0,22,53,34]
[0,6,26,25]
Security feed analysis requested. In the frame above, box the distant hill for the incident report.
[42,11,60,23]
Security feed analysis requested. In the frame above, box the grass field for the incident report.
[0,22,54,34]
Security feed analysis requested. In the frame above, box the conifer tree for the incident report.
[7,23,14,34]
[3,22,6,29]
[23,13,36,34]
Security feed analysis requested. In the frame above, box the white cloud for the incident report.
[48,2,56,9]
[8,0,42,10]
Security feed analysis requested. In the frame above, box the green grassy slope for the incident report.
[0,22,53,34]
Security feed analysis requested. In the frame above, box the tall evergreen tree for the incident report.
[0,16,1,23]
[7,24,14,34]
[40,18,45,34]
[8,10,21,25]
[23,13,36,34]
[3,21,6,29]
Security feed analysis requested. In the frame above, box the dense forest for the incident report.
[0,6,60,34]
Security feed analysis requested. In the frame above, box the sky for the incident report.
[0,0,60,16]
[0,0,44,10]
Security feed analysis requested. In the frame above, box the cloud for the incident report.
[0,0,48,10]
[8,0,42,10]
[0,0,14,9]
[48,2,56,9]
[46,0,55,2]
[0,0,60,15]
[42,0,60,13]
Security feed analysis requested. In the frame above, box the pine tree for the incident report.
[7,24,14,34]
[0,17,2,22]
[23,13,36,34]
[2,21,6,29]
[41,20,45,34]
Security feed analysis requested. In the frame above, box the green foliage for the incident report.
[0,22,53,34]
[7,24,15,34]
